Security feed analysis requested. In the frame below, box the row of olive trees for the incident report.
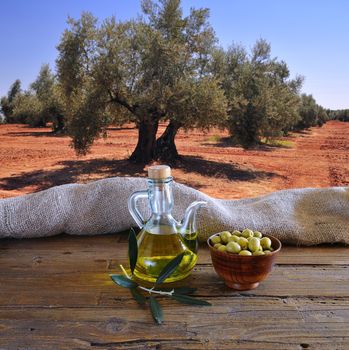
[0,66,65,132]
[55,0,331,161]
[1,0,331,163]
[328,109,349,122]
[295,93,329,129]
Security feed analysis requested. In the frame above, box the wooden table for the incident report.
[0,234,348,349]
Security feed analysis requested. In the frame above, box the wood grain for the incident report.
[0,234,348,350]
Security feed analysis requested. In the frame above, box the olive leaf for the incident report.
[131,288,146,305]
[171,294,212,306]
[173,287,197,295]
[128,227,138,274]
[150,296,163,325]
[155,252,185,286]
[110,275,138,289]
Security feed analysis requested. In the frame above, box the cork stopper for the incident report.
[148,165,171,179]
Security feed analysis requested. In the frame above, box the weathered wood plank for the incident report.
[0,234,348,350]
[0,298,348,350]
[0,264,348,308]
[1,248,348,278]
[1,234,348,272]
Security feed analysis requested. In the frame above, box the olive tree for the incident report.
[0,79,22,123]
[31,64,65,132]
[56,0,227,163]
[12,91,43,127]
[7,65,65,129]
[332,109,349,122]
[216,40,303,147]
[296,94,328,129]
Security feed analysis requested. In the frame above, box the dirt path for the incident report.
[0,121,348,200]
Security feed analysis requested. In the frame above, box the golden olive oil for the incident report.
[134,229,197,283]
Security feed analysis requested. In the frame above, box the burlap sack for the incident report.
[0,177,348,245]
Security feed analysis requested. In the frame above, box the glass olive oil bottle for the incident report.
[128,165,205,284]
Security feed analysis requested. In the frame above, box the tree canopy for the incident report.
[56,0,227,162]
[215,39,303,147]
[1,0,337,162]
[0,79,22,122]
[0,65,65,130]
[5,65,65,130]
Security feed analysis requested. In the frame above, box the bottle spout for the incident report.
[180,200,207,234]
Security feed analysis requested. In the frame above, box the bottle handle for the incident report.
[128,190,148,228]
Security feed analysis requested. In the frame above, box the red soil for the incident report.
[0,121,348,200]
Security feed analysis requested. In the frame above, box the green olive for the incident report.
[237,237,249,249]
[242,229,254,238]
[253,250,265,256]
[226,242,241,254]
[217,244,227,252]
[248,237,261,252]
[211,235,221,245]
[228,235,240,243]
[260,237,272,249]
[264,250,271,254]
[232,230,242,236]
[253,231,263,238]
[214,243,222,249]
[219,231,232,243]
[239,250,252,256]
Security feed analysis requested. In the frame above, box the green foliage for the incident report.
[222,40,303,148]
[29,64,64,128]
[155,252,185,285]
[1,66,65,130]
[66,83,109,154]
[150,296,163,324]
[56,12,134,154]
[12,92,43,126]
[8,79,22,103]
[295,94,329,129]
[56,1,227,162]
[170,294,211,305]
[110,275,138,289]
[317,106,329,126]
[165,77,227,130]
[130,288,146,305]
[0,79,22,122]
[31,64,55,101]
[328,109,349,122]
[0,96,11,121]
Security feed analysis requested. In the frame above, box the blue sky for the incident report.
[0,0,348,109]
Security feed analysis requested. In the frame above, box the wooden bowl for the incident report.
[207,233,281,291]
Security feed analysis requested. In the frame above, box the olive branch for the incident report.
[110,228,211,324]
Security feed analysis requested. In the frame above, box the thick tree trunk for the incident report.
[31,119,46,128]
[155,120,181,162]
[129,118,159,163]
[53,115,65,134]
